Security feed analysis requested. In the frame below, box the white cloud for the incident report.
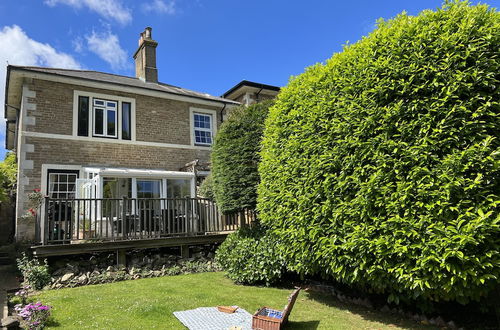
[44,0,132,25]
[142,0,176,15]
[85,30,128,70]
[72,36,84,53]
[0,25,81,152]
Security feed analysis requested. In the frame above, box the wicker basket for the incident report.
[252,307,282,330]
[252,287,301,330]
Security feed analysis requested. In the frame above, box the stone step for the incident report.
[0,290,8,330]
[0,316,19,330]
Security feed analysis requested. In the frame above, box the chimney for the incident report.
[133,27,158,83]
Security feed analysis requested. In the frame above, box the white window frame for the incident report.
[72,90,136,141]
[93,99,118,138]
[189,107,217,147]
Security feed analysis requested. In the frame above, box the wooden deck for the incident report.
[33,197,256,260]
[32,233,231,257]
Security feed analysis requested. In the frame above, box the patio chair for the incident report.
[252,287,301,330]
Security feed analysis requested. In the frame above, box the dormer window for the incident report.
[74,91,135,140]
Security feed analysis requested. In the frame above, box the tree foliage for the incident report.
[0,152,17,201]
[212,101,273,213]
[258,1,500,304]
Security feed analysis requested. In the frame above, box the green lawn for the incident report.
[35,272,433,329]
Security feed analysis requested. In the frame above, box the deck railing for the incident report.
[38,197,256,245]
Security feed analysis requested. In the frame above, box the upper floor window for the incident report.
[75,91,134,141]
[193,112,213,146]
[93,99,117,138]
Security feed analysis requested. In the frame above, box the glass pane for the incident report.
[137,180,161,198]
[77,96,89,136]
[103,178,132,198]
[167,179,191,198]
[122,102,131,140]
[48,172,78,198]
[107,102,116,108]
[194,113,211,128]
[195,130,211,144]
[107,110,116,136]
[94,99,105,106]
[94,108,104,135]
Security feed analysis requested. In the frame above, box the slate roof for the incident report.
[222,80,280,98]
[9,66,239,104]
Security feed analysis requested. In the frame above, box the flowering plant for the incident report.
[21,189,45,222]
[14,285,31,305]
[14,302,51,330]
[27,189,44,209]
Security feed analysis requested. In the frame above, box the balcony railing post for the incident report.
[239,210,245,229]
[122,196,127,239]
[42,196,49,245]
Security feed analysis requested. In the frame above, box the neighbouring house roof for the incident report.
[222,80,280,99]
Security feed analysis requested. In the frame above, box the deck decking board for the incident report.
[32,233,229,257]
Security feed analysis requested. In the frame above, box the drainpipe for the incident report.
[255,87,264,103]
[219,103,227,123]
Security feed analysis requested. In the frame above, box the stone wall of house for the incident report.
[15,78,225,241]
[25,79,223,144]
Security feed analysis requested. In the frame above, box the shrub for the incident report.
[215,225,285,285]
[17,253,51,290]
[212,101,273,213]
[198,174,215,199]
[258,1,500,304]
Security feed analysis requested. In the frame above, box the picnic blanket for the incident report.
[173,306,252,330]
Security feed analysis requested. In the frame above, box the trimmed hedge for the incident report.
[212,101,273,213]
[215,225,285,285]
[258,1,500,304]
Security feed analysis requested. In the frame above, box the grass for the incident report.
[35,272,434,329]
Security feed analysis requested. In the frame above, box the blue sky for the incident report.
[0,0,498,159]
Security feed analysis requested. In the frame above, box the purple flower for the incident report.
[15,301,52,330]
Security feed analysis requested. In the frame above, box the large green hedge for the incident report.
[212,101,273,213]
[258,2,499,304]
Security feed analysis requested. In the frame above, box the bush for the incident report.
[198,174,215,199]
[258,1,500,304]
[212,101,273,213]
[17,253,51,290]
[215,225,285,285]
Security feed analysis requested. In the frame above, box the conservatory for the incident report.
[38,166,232,245]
